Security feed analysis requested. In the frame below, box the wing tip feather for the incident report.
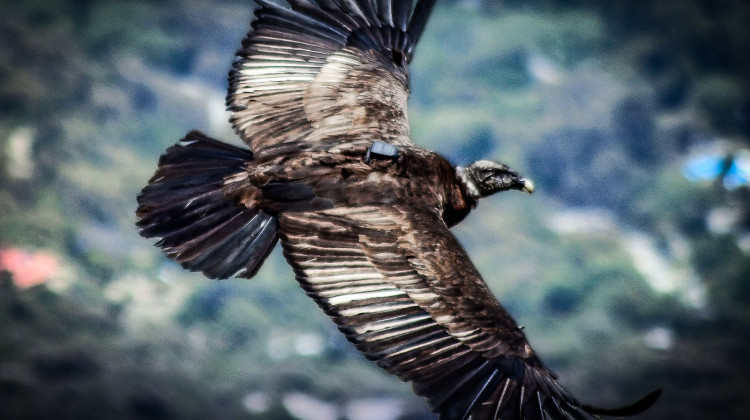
[583,388,662,418]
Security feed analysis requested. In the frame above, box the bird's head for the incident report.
[456,160,535,200]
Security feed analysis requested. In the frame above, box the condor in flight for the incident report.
[137,0,660,418]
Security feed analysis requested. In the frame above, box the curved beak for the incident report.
[520,178,535,194]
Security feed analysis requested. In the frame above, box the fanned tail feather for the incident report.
[136,130,278,279]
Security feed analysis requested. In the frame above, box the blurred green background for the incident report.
[1,0,749,419]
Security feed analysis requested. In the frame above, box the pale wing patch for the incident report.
[229,27,414,158]
[278,210,476,383]
[302,48,411,146]
[328,206,525,359]
[276,206,611,420]
[304,50,365,133]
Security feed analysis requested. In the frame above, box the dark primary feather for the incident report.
[137,1,660,419]
[407,0,436,52]
[377,0,394,26]
[392,0,412,30]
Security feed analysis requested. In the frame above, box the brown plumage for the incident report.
[136,1,659,419]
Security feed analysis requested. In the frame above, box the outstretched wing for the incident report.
[227,0,436,159]
[278,205,659,419]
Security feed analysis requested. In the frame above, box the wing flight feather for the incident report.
[228,0,434,159]
[277,204,639,419]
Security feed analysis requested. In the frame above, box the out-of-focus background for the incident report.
[1,0,748,419]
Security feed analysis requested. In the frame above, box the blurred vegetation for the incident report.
[1,0,749,419]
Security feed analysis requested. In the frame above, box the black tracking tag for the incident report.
[365,141,399,163]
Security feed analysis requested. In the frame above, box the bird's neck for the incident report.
[438,166,478,228]
[455,166,482,200]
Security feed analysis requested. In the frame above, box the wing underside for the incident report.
[227,0,437,159]
[278,205,658,419]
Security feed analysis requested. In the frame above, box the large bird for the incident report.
[136,0,660,418]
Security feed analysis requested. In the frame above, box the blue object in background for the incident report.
[683,150,750,189]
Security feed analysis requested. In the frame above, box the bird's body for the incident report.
[136,1,659,418]
[229,142,474,223]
